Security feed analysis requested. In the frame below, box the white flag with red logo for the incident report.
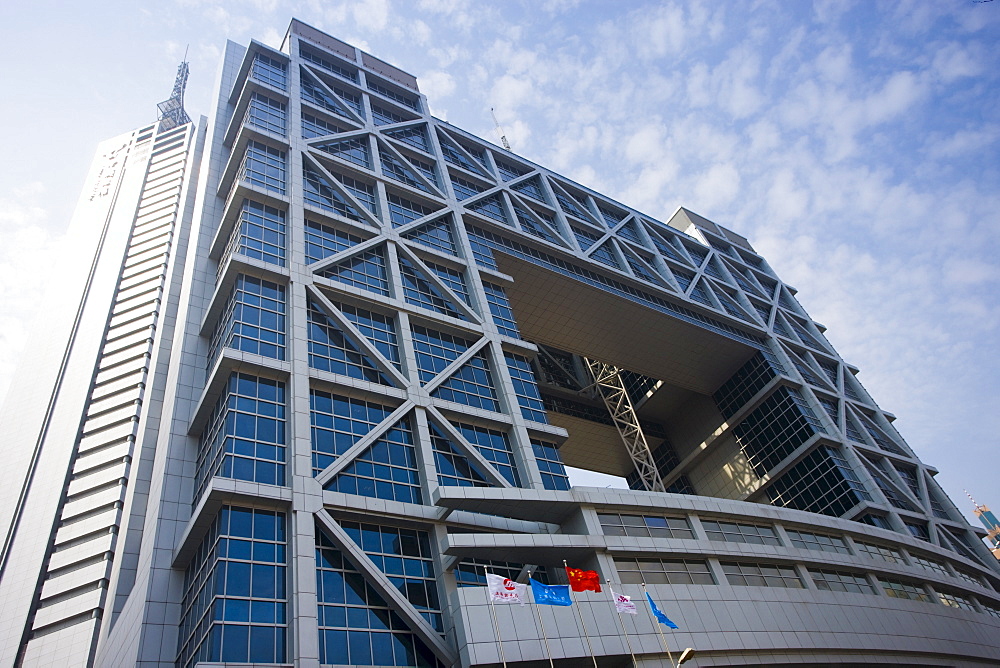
[486,573,527,606]
[609,585,637,615]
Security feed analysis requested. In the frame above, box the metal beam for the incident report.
[584,357,665,493]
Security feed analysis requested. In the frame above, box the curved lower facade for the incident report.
[2,18,999,668]
[440,487,1000,666]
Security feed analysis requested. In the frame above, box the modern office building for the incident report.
[1,18,999,667]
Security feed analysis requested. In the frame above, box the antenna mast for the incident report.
[491,107,511,151]
[157,49,192,131]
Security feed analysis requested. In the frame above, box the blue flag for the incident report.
[530,578,573,606]
[646,593,679,628]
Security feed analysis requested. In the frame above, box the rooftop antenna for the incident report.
[491,107,511,151]
[157,46,192,131]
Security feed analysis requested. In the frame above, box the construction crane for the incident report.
[490,107,511,151]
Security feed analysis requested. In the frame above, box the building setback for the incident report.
[1,18,999,668]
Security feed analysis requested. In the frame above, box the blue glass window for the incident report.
[406,156,439,187]
[648,227,687,263]
[382,150,432,192]
[430,423,494,487]
[505,353,547,423]
[334,171,378,214]
[384,124,429,151]
[466,230,498,270]
[300,45,358,82]
[768,446,872,518]
[302,111,350,139]
[425,262,468,304]
[313,136,372,169]
[482,283,519,338]
[402,217,456,256]
[341,521,440,631]
[495,160,527,182]
[325,416,423,504]
[703,257,726,280]
[688,278,714,306]
[243,141,285,194]
[399,258,466,320]
[616,221,642,245]
[367,79,420,111]
[301,67,353,119]
[308,301,391,385]
[729,386,825,476]
[684,243,708,268]
[431,352,501,412]
[513,205,558,244]
[715,289,751,321]
[733,268,768,298]
[372,104,407,126]
[599,206,625,229]
[246,92,286,136]
[311,389,395,474]
[789,317,825,350]
[318,246,390,296]
[334,301,401,370]
[624,251,660,285]
[411,325,473,384]
[555,190,589,219]
[466,193,509,225]
[455,559,547,587]
[573,225,602,251]
[196,374,286,500]
[304,220,363,264]
[511,177,545,203]
[251,53,287,90]
[450,174,485,201]
[452,422,520,486]
[178,507,287,668]
[208,275,285,367]
[532,439,570,490]
[845,414,866,442]
[316,529,443,667]
[303,162,364,222]
[332,85,364,115]
[438,134,486,176]
[227,199,286,266]
[590,241,621,269]
[387,193,435,228]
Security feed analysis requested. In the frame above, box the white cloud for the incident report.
[924,126,1000,160]
[351,0,390,31]
[931,42,985,83]
[943,257,999,286]
[490,74,535,112]
[420,70,456,99]
[693,163,740,210]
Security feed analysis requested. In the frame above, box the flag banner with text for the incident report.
[609,586,637,614]
[530,578,573,606]
[646,592,679,628]
[486,573,527,605]
[566,566,602,592]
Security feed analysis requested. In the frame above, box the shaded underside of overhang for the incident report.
[495,253,757,396]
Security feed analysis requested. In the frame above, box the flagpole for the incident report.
[528,571,555,668]
[607,580,637,667]
[484,566,507,668]
[641,582,676,668]
[564,560,599,668]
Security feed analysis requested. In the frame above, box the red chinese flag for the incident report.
[565,566,602,592]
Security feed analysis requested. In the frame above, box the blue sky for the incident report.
[0,0,997,526]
